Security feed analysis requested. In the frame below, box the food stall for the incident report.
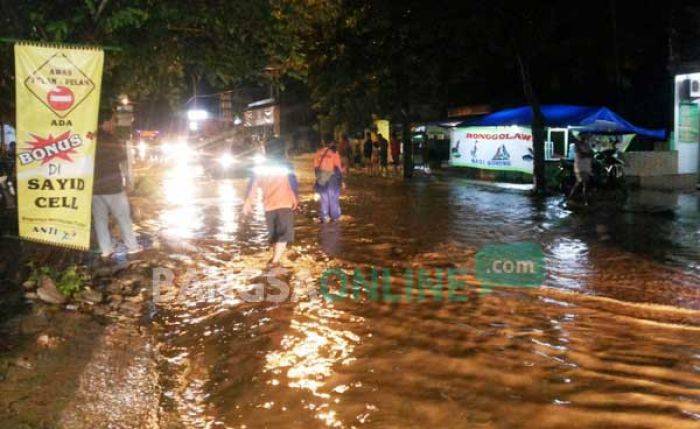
[449,105,665,181]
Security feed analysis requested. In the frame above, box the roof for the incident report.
[458,105,666,140]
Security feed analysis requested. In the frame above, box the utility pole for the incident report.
[402,117,413,179]
[515,51,547,194]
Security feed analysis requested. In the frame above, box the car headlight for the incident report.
[219,153,235,168]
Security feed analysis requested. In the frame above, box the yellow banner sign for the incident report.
[15,43,104,250]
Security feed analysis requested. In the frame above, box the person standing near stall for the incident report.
[363,132,374,175]
[353,135,363,168]
[567,134,594,205]
[422,138,432,172]
[371,137,381,176]
[314,135,344,223]
[390,133,401,175]
[338,133,351,172]
[378,133,389,176]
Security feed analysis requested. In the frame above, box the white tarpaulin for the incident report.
[449,126,534,174]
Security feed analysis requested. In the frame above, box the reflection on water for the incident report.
[152,163,700,428]
[217,180,240,241]
[547,238,591,291]
[160,159,203,239]
[264,300,361,428]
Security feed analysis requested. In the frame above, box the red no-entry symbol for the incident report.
[47,86,74,111]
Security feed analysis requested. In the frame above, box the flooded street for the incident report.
[5,2,700,428]
[146,156,700,428]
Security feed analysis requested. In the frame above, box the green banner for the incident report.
[678,103,699,144]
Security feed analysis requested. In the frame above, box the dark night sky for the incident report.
[442,1,679,129]
[146,1,700,131]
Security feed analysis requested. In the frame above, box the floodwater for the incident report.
[148,157,700,429]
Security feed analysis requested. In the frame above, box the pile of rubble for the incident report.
[21,261,155,322]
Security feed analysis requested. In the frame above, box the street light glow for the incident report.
[219,153,236,168]
[137,140,147,159]
[187,109,209,121]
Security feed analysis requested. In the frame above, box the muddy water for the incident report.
[150,159,700,429]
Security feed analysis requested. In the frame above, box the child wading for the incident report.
[242,142,299,268]
[314,135,344,223]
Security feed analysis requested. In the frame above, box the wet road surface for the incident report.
[145,156,700,428]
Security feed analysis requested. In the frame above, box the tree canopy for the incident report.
[270,0,692,132]
[0,0,698,131]
[0,0,275,121]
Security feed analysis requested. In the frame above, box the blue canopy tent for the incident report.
[458,105,665,140]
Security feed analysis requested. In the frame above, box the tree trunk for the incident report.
[515,51,547,194]
[402,123,413,179]
[530,102,547,194]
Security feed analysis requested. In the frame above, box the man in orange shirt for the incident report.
[243,142,299,267]
[313,135,344,223]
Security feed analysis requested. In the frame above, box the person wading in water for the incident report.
[314,135,344,223]
[243,139,299,268]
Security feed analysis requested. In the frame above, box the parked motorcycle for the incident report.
[557,158,576,195]
[557,146,626,197]
[594,147,625,189]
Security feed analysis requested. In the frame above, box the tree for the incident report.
[270,0,459,171]
[0,0,151,121]
[452,0,553,193]
[0,0,277,124]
